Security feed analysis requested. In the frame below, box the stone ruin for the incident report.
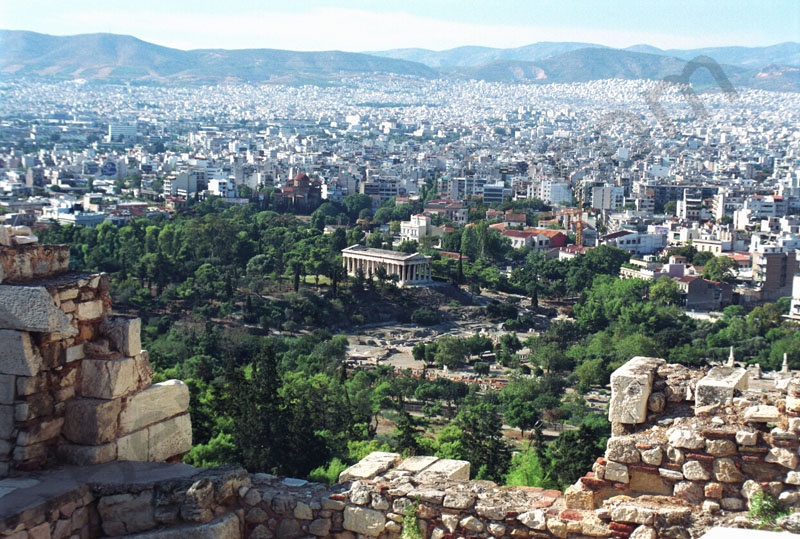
[1,241,800,538]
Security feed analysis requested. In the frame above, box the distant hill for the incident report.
[0,30,437,84]
[1,30,797,91]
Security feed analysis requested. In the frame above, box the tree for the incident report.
[453,403,511,482]
[702,255,737,283]
[434,336,469,369]
[663,200,677,216]
[649,276,681,306]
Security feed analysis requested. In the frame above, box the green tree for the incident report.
[702,256,737,283]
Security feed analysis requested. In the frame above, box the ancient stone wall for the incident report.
[0,244,191,478]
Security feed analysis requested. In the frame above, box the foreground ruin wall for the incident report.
[2,242,800,538]
[0,244,192,477]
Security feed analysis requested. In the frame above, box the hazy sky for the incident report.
[2,0,798,51]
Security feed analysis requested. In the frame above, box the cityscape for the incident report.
[2,2,800,537]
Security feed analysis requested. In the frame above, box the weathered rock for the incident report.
[659,468,684,481]
[518,510,547,530]
[118,427,149,461]
[735,431,757,446]
[102,316,142,356]
[648,392,666,413]
[641,447,663,466]
[741,479,763,501]
[416,458,470,481]
[148,413,192,461]
[667,428,705,450]
[682,461,710,481]
[488,522,506,536]
[343,506,386,536]
[339,452,400,482]
[294,501,313,520]
[629,526,657,539]
[0,286,75,334]
[309,518,332,536]
[0,329,43,376]
[64,398,121,445]
[695,366,748,408]
[604,461,629,483]
[766,447,799,469]
[76,299,104,321]
[609,505,654,526]
[81,357,138,400]
[705,439,736,456]
[704,482,723,499]
[786,471,800,485]
[605,437,640,464]
[119,380,190,434]
[744,405,781,423]
[98,491,156,536]
[442,490,475,509]
[609,357,663,424]
[721,497,744,511]
[713,458,744,483]
[673,481,704,504]
[459,516,484,533]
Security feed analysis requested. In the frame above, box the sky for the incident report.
[2,0,798,52]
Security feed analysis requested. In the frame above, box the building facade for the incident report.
[342,245,432,286]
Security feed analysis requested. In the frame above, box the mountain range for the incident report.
[1,30,798,90]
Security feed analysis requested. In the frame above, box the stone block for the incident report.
[396,455,439,473]
[343,506,386,536]
[518,509,548,530]
[606,437,641,463]
[736,430,757,446]
[98,491,156,536]
[76,300,104,321]
[0,405,13,439]
[64,344,84,363]
[705,439,736,456]
[605,461,629,483]
[0,329,43,376]
[80,357,137,400]
[339,452,401,482]
[102,316,142,356]
[148,413,192,461]
[682,461,710,481]
[63,398,121,445]
[629,469,672,495]
[416,458,470,481]
[744,405,781,423]
[713,458,744,483]
[0,374,14,405]
[119,380,190,434]
[608,357,663,424]
[58,442,117,465]
[0,286,76,334]
[694,367,748,408]
[667,428,705,450]
[766,447,799,469]
[16,417,63,446]
[118,428,150,461]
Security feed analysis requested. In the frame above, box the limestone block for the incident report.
[673,481,704,504]
[58,442,117,465]
[118,428,150,461]
[766,447,799,469]
[518,509,547,530]
[64,344,85,363]
[658,468,684,481]
[641,447,663,466]
[416,458,470,481]
[343,506,386,536]
[629,527,657,539]
[667,428,705,450]
[396,455,439,473]
[605,461,629,483]
[609,505,655,526]
[16,417,63,446]
[682,461,710,481]
[705,439,736,456]
[119,380,190,435]
[605,437,641,463]
[721,498,744,511]
[98,491,156,536]
[694,366,748,408]
[713,458,744,483]
[148,413,192,461]
[0,286,76,335]
[609,356,663,424]
[630,469,672,496]
[786,395,800,414]
[786,471,800,485]
[736,430,757,446]
[63,398,121,445]
[0,374,14,405]
[0,330,43,376]
[102,316,142,356]
[76,300,104,321]
[81,357,137,400]
[744,405,781,423]
[339,452,401,482]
